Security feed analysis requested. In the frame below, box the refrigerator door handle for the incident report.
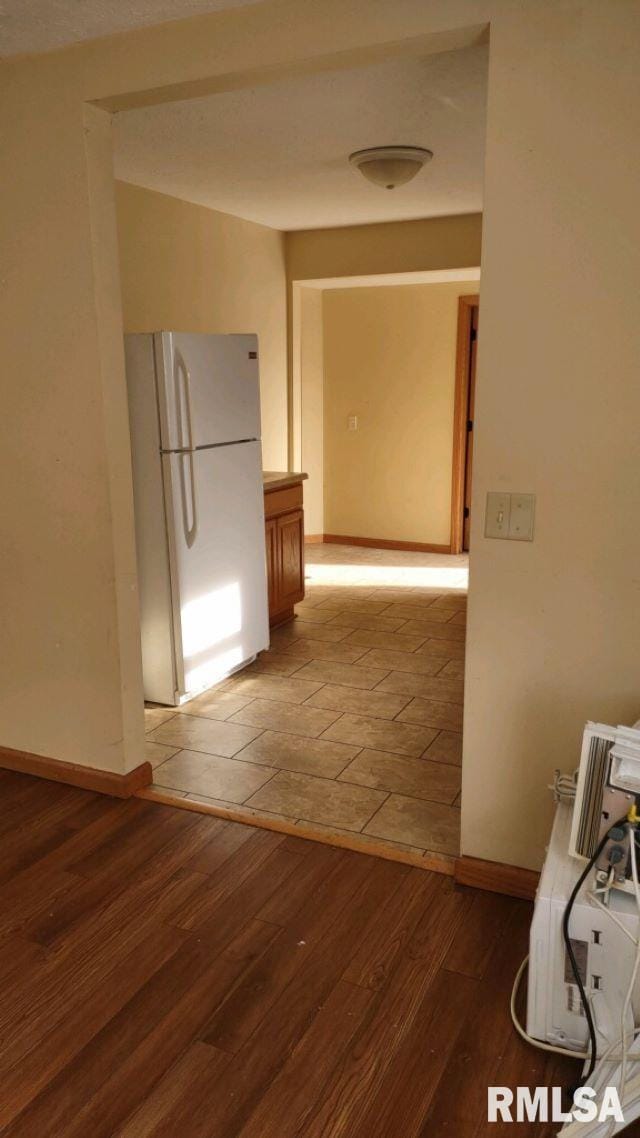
[173,350,198,546]
[178,449,198,549]
[175,349,196,453]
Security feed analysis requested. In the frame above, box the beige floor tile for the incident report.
[448,610,467,624]
[278,639,370,665]
[407,586,449,598]
[430,594,467,611]
[223,672,323,704]
[317,598,394,615]
[325,611,408,633]
[368,588,434,604]
[343,628,428,653]
[416,637,466,660]
[148,714,262,758]
[278,620,352,643]
[304,683,410,721]
[177,690,253,721]
[376,672,464,705]
[356,648,445,677]
[245,770,387,831]
[294,592,331,608]
[322,713,437,758]
[244,650,311,677]
[153,749,274,803]
[295,819,425,856]
[339,749,461,804]
[292,603,339,624]
[383,603,455,623]
[400,619,466,642]
[422,730,463,766]
[364,795,461,855]
[144,707,178,733]
[292,658,391,690]
[183,792,290,822]
[439,659,465,678]
[145,740,181,768]
[229,698,340,738]
[397,698,463,732]
[234,729,358,779]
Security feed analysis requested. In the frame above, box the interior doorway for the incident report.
[450,295,479,554]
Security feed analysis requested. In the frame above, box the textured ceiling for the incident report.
[0,0,260,57]
[114,45,488,231]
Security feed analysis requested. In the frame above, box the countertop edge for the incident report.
[263,471,308,491]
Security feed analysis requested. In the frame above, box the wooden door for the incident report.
[462,303,479,551]
[450,296,479,554]
[277,510,304,609]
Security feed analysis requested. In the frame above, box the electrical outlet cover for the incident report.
[508,493,535,541]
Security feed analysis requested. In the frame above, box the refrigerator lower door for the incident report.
[162,440,269,702]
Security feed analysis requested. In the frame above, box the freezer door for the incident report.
[162,439,269,699]
[155,332,261,450]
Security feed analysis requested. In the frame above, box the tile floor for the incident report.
[145,543,468,866]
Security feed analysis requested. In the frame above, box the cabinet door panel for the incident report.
[277,510,304,608]
[265,517,279,617]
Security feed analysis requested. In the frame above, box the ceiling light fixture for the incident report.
[348,145,433,190]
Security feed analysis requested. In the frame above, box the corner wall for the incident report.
[462,2,640,869]
[116,182,288,470]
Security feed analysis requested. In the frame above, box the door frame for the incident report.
[450,294,479,555]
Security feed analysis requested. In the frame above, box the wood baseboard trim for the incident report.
[304,534,324,544]
[322,534,452,554]
[138,786,455,874]
[0,745,152,798]
[454,855,539,901]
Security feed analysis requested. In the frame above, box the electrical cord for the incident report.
[511,956,590,1059]
[510,955,640,1062]
[562,817,629,1088]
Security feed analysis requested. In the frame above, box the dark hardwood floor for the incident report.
[0,769,578,1137]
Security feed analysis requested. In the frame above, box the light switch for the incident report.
[485,492,511,539]
[509,493,536,541]
[347,415,358,431]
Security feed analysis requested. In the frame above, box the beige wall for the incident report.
[2,0,639,869]
[297,288,325,536]
[116,182,287,470]
[286,214,483,283]
[322,282,473,545]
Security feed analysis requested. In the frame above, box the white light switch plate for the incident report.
[347,415,358,431]
[509,493,536,541]
[485,492,511,539]
[484,491,536,541]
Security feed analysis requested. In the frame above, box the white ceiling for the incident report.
[0,0,259,58]
[114,45,488,231]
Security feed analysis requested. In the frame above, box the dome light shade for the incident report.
[349,145,433,189]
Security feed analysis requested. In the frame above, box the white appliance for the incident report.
[527,802,640,1055]
[569,722,640,892]
[125,331,269,705]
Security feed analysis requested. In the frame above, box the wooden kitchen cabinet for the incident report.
[263,474,307,627]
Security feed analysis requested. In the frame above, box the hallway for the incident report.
[145,544,468,867]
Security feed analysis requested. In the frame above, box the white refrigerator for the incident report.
[125,331,269,706]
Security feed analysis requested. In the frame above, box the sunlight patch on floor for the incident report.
[304,546,469,591]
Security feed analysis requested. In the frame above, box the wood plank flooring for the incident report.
[0,769,578,1137]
